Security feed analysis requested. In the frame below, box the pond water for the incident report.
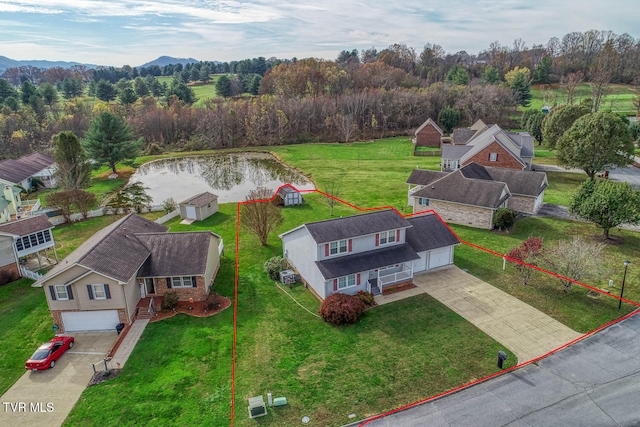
[129,152,315,204]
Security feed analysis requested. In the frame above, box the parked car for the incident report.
[25,336,75,371]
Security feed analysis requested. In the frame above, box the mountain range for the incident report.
[0,56,215,73]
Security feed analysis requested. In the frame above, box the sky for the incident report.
[0,0,638,67]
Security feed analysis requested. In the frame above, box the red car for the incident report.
[25,336,75,371]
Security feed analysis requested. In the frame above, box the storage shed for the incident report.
[276,185,302,206]
[179,192,218,221]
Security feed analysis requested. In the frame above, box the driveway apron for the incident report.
[0,332,116,427]
[413,267,581,363]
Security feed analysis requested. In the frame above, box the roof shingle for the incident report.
[0,214,53,236]
[180,192,218,207]
[305,210,411,244]
[405,214,460,252]
[0,153,54,184]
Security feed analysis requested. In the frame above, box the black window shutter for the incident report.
[166,278,172,289]
[191,276,197,288]
[87,284,94,300]
[49,286,57,301]
[67,285,74,300]
[104,284,111,299]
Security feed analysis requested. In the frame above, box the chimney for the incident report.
[123,228,127,237]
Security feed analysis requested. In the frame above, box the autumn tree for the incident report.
[507,237,544,286]
[46,191,75,223]
[71,190,96,218]
[557,112,634,180]
[83,112,143,174]
[52,131,92,190]
[241,187,283,246]
[569,179,640,239]
[505,67,531,107]
[541,104,590,149]
[559,71,584,105]
[544,237,607,292]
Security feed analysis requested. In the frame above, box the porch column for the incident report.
[36,251,42,269]
[52,244,59,263]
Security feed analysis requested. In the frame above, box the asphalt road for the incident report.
[356,310,640,427]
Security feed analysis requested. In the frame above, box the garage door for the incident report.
[62,310,120,332]
[185,206,197,220]
[413,252,427,272]
[428,247,451,270]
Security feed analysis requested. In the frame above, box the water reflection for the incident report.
[130,152,315,204]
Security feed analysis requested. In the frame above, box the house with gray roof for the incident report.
[0,152,56,190]
[407,163,547,229]
[34,214,222,333]
[442,120,534,171]
[179,191,218,221]
[279,210,459,299]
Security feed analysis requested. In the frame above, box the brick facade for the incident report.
[507,195,536,214]
[415,123,442,147]
[462,141,525,170]
[152,276,208,301]
[0,262,19,284]
[415,199,494,229]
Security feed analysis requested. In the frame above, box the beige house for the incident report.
[34,214,222,333]
[179,192,218,221]
[407,163,547,229]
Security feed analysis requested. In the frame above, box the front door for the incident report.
[140,283,145,298]
[145,278,155,294]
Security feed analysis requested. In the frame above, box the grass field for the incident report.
[158,74,222,106]
[530,83,638,115]
[0,278,54,396]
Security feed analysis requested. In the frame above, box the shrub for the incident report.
[264,256,289,281]
[161,291,179,310]
[162,197,177,213]
[356,290,375,305]
[319,293,366,326]
[146,143,163,155]
[493,207,516,231]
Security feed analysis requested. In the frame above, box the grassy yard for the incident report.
[0,278,54,395]
[542,171,587,206]
[451,217,639,333]
[530,83,638,115]
[52,215,126,259]
[64,194,515,427]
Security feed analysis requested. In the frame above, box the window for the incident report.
[379,232,387,245]
[379,230,396,245]
[37,232,45,244]
[489,153,498,162]
[54,285,69,300]
[329,241,338,255]
[171,276,194,288]
[339,240,348,253]
[329,239,348,256]
[92,284,107,300]
[44,230,51,242]
[338,274,357,289]
[419,198,430,206]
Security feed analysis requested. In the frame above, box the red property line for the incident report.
[230,184,640,426]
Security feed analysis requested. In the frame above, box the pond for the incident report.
[129,152,315,204]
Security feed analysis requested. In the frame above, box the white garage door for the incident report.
[413,252,427,272]
[428,247,451,270]
[62,310,120,332]
[185,205,197,220]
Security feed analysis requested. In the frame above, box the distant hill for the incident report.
[0,56,97,72]
[139,56,200,68]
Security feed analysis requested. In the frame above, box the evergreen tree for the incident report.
[118,87,139,105]
[249,75,262,95]
[533,55,552,84]
[0,79,18,105]
[164,79,196,104]
[445,65,470,85]
[83,112,143,174]
[510,71,532,107]
[39,82,59,108]
[438,106,461,134]
[20,80,37,105]
[96,80,117,102]
[133,77,149,97]
[482,66,500,84]
[199,65,211,83]
[215,75,232,97]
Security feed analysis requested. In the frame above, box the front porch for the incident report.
[366,262,414,295]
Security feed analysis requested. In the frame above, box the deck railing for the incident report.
[379,270,412,287]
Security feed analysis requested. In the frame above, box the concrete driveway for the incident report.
[413,267,581,362]
[0,332,117,427]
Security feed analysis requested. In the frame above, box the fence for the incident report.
[413,147,442,157]
[48,205,165,226]
[19,266,42,280]
[155,209,180,224]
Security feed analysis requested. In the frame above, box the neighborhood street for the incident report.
[355,310,640,427]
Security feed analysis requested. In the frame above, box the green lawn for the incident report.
[64,195,515,427]
[529,83,638,115]
[52,215,126,259]
[543,171,587,206]
[0,278,54,396]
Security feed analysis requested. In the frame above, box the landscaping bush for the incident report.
[319,293,366,326]
[161,291,179,310]
[264,256,289,281]
[493,207,516,231]
[356,290,375,306]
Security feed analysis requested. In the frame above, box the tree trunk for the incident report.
[586,170,596,181]
[110,162,117,174]
[604,228,610,239]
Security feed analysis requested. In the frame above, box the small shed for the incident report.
[276,186,302,206]
[179,192,218,221]
[413,118,443,147]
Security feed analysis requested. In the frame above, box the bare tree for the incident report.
[241,187,283,246]
[543,237,607,292]
[71,190,96,219]
[589,40,617,112]
[324,180,341,216]
[560,71,584,105]
[333,113,357,143]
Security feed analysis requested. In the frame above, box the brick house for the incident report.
[280,210,459,299]
[412,118,443,147]
[0,214,57,280]
[407,163,547,229]
[442,121,534,171]
[34,214,222,333]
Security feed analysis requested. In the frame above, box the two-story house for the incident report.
[34,214,222,333]
[0,152,56,190]
[279,210,460,299]
[0,214,57,280]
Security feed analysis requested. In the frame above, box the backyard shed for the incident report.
[276,185,302,206]
[179,192,219,221]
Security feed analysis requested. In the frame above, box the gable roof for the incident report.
[485,167,547,197]
[304,210,411,244]
[442,144,472,159]
[506,132,535,158]
[458,126,527,167]
[36,214,168,285]
[452,128,477,145]
[405,214,461,252]
[0,214,53,236]
[180,192,218,207]
[0,153,54,184]
[277,185,298,198]
[406,169,447,186]
[315,243,420,280]
[136,232,217,277]
[412,168,510,209]
[415,118,443,136]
